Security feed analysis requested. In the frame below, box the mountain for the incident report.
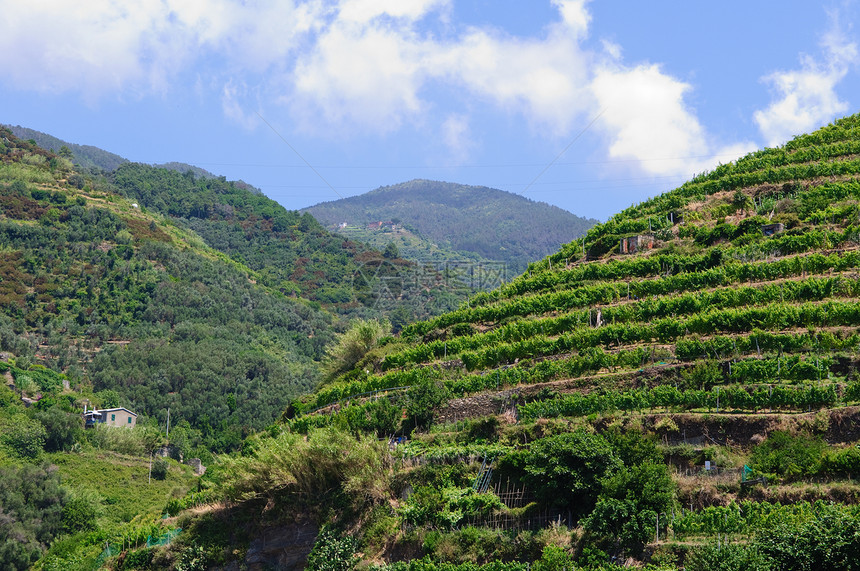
[5,124,129,171]
[0,126,464,447]
[303,179,598,273]
[163,114,860,569]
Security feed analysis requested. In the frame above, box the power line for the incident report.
[521,108,606,195]
[254,112,345,200]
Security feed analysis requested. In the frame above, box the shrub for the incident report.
[513,431,621,518]
[151,458,169,481]
[61,497,98,534]
[751,431,825,481]
[306,527,358,571]
[3,416,47,459]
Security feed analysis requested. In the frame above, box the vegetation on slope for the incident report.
[304,179,598,273]
[153,113,860,570]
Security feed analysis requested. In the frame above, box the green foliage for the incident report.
[306,527,359,571]
[151,457,169,480]
[584,462,676,556]
[0,462,67,570]
[684,543,771,571]
[3,414,47,459]
[325,318,391,380]
[217,427,390,509]
[750,431,826,481]
[85,423,164,456]
[751,502,860,570]
[61,496,99,534]
[305,179,597,273]
[531,544,575,571]
[510,431,621,517]
[34,405,83,452]
[405,379,451,430]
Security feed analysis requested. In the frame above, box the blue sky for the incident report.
[2,1,858,220]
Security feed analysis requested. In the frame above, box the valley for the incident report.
[4,115,860,570]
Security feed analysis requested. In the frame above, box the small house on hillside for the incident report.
[84,407,137,429]
[619,234,655,254]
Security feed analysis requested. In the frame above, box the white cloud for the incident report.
[221,81,260,130]
[591,62,755,178]
[754,20,858,147]
[0,0,752,182]
[441,114,475,161]
[0,0,318,97]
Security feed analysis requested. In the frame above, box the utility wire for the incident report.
[521,108,606,195]
[255,111,345,200]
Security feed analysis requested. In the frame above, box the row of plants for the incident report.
[518,382,846,421]
[385,275,860,370]
[672,499,860,538]
[418,248,860,337]
[453,299,860,372]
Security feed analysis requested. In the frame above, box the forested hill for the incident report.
[0,126,337,448]
[109,164,463,325]
[233,113,860,569]
[6,124,129,172]
[304,179,598,273]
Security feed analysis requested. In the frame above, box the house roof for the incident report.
[96,407,137,416]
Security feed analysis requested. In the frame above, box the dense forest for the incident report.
[304,179,598,273]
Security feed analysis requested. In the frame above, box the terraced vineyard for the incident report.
[293,115,860,416]
[164,115,860,571]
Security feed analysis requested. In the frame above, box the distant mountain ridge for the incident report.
[6,124,129,171]
[5,125,263,192]
[304,179,598,273]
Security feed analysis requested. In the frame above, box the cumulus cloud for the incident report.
[590,60,755,179]
[0,0,318,96]
[0,0,750,178]
[754,20,858,147]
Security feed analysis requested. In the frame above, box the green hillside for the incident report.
[304,179,598,273]
[5,124,129,172]
[161,114,860,570]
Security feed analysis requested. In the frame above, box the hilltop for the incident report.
[159,114,860,570]
[304,179,598,273]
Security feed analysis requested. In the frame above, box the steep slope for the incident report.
[0,127,332,447]
[214,113,860,569]
[108,164,464,325]
[5,124,129,171]
[304,179,598,273]
[311,114,860,412]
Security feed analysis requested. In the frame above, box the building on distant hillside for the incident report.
[367,221,397,230]
[84,407,137,429]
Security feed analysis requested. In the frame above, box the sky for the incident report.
[1,1,859,221]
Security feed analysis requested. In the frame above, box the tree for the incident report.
[383,242,399,259]
[513,431,621,518]
[404,379,450,431]
[33,406,83,452]
[584,462,676,556]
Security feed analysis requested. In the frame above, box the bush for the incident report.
[3,416,47,459]
[34,406,83,452]
[324,319,390,380]
[61,497,98,534]
[306,527,358,571]
[151,457,169,480]
[751,431,825,481]
[405,379,450,431]
[512,430,621,518]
